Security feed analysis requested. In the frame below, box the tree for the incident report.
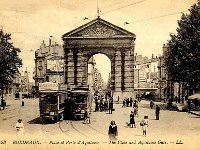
[165,1,200,93]
[0,30,22,107]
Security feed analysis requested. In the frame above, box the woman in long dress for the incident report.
[108,120,118,141]
[130,111,136,128]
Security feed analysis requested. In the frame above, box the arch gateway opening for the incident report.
[62,17,136,101]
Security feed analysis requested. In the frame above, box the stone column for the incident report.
[73,49,78,85]
[115,50,122,91]
[76,50,84,85]
[112,49,123,101]
[64,48,68,84]
[81,60,88,83]
[66,49,74,87]
[110,56,115,92]
[122,47,135,98]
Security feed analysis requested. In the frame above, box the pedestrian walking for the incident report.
[155,105,160,120]
[100,100,104,112]
[108,100,113,114]
[2,100,5,110]
[104,100,108,111]
[150,100,154,109]
[22,100,24,107]
[126,98,129,107]
[122,99,126,107]
[108,120,118,141]
[15,119,25,136]
[133,100,138,108]
[140,115,148,137]
[84,108,90,124]
[133,106,139,117]
[117,96,120,104]
[130,97,133,107]
[130,111,136,128]
[95,101,99,112]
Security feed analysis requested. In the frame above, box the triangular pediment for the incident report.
[62,17,135,38]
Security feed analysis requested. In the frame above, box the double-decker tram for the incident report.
[39,82,67,123]
[65,84,90,120]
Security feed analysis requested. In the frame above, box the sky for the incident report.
[0,0,197,82]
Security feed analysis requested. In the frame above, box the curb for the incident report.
[189,111,200,116]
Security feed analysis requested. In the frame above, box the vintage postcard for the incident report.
[0,0,199,150]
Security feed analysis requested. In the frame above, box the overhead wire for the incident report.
[69,0,148,29]
[102,0,129,9]
[102,0,148,15]
[125,10,188,24]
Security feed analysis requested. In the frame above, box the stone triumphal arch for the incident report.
[62,17,136,100]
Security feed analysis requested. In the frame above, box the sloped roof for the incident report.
[62,17,136,39]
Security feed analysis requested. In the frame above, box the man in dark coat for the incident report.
[22,100,24,107]
[104,100,108,111]
[130,98,133,107]
[126,98,129,107]
[155,105,160,120]
[109,100,113,114]
[100,100,104,112]
[108,120,118,141]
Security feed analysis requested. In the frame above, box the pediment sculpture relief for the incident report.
[74,23,124,37]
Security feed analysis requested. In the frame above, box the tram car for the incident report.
[65,84,89,120]
[39,82,67,123]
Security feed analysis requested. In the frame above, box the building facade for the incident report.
[3,69,32,100]
[133,53,159,97]
[33,41,65,91]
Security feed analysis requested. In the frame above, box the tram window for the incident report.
[72,94,86,103]
[42,94,58,104]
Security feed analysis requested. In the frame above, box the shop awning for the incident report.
[188,92,200,99]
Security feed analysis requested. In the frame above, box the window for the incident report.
[46,76,49,82]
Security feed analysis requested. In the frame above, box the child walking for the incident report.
[141,115,148,137]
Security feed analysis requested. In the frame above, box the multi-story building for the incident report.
[93,68,104,95]
[33,40,64,91]
[3,69,32,100]
[134,53,159,98]
[3,72,21,100]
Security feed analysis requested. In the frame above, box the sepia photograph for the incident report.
[0,0,199,149]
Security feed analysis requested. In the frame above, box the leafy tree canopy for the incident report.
[165,1,200,91]
[0,30,22,89]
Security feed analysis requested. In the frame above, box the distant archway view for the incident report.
[87,54,111,106]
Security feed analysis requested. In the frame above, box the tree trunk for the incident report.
[178,81,181,103]
[1,87,4,108]
[181,83,184,103]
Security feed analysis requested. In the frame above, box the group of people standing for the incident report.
[95,97,114,114]
[122,97,134,107]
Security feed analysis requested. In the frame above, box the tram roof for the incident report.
[71,90,88,94]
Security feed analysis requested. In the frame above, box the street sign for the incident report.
[39,82,59,92]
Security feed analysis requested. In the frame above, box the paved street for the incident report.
[0,98,199,149]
